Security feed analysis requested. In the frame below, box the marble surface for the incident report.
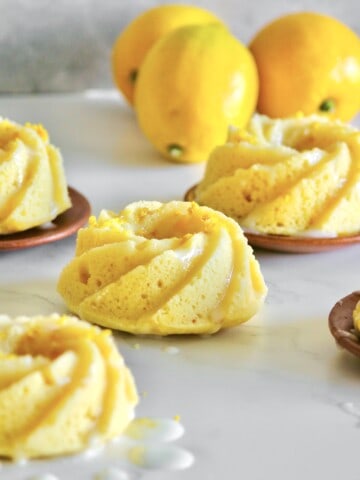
[0,0,359,93]
[0,92,360,479]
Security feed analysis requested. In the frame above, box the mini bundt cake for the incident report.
[0,314,138,459]
[57,201,267,335]
[193,114,360,237]
[0,118,71,233]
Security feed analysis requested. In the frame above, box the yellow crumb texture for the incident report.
[0,314,138,459]
[0,117,71,234]
[195,114,360,236]
[57,201,267,335]
[353,300,360,331]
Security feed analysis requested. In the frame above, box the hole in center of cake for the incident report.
[138,206,214,240]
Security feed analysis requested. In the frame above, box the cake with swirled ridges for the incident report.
[0,118,71,233]
[193,114,360,237]
[57,201,267,335]
[0,314,138,459]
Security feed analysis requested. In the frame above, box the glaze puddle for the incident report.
[125,417,184,442]
[1,418,194,480]
[126,443,193,470]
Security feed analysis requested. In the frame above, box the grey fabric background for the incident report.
[0,0,358,93]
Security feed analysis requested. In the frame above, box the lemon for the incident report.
[249,12,360,121]
[134,23,259,163]
[111,4,221,105]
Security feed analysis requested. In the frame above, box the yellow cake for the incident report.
[57,201,267,335]
[194,114,360,236]
[0,313,138,459]
[0,118,71,234]
[353,299,360,331]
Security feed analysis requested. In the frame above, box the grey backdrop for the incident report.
[0,0,359,93]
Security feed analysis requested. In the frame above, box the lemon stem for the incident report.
[129,69,138,84]
[167,144,183,159]
[319,99,335,112]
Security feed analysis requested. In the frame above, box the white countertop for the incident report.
[0,92,360,480]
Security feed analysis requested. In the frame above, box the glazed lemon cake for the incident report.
[57,201,267,335]
[0,118,71,233]
[0,314,138,459]
[194,114,360,237]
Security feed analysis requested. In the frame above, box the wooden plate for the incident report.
[328,292,360,358]
[0,187,91,251]
[184,184,360,253]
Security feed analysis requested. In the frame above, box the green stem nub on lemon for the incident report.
[167,144,183,159]
[129,69,138,84]
[319,98,335,113]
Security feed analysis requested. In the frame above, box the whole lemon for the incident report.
[249,12,360,121]
[135,23,259,164]
[111,4,222,105]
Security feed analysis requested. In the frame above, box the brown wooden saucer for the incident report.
[184,184,360,253]
[184,184,198,203]
[243,232,360,254]
[328,291,360,358]
[0,187,91,251]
